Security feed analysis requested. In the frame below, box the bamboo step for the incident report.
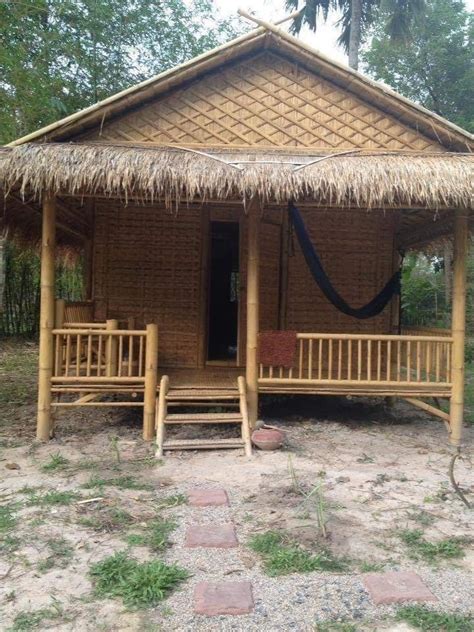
[165,412,242,425]
[162,438,245,451]
[166,388,239,401]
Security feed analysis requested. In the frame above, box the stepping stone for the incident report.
[194,581,254,615]
[185,524,238,548]
[188,488,229,507]
[363,571,437,605]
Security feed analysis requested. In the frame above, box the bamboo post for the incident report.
[156,374,169,457]
[449,210,469,446]
[54,299,65,377]
[246,196,261,428]
[105,319,118,376]
[37,195,56,441]
[143,323,158,441]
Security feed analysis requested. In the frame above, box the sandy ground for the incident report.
[0,342,473,630]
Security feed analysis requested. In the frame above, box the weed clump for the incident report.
[90,551,188,607]
[249,530,347,577]
[396,605,473,631]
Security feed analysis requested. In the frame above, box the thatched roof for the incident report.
[1,143,473,212]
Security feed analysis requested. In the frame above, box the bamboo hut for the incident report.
[1,18,473,452]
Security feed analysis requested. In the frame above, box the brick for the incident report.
[363,571,437,605]
[188,488,229,507]
[194,581,254,615]
[185,524,238,548]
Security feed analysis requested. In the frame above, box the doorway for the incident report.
[207,221,240,363]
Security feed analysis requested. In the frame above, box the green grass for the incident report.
[359,560,385,573]
[27,490,79,506]
[156,493,187,508]
[37,538,74,572]
[83,475,153,491]
[464,363,474,424]
[0,535,21,554]
[249,531,348,577]
[314,623,357,632]
[89,551,188,607]
[126,517,176,551]
[399,529,466,563]
[0,505,17,532]
[396,605,474,631]
[78,507,134,532]
[41,452,69,472]
[7,602,65,631]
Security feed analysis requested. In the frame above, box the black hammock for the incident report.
[289,202,400,320]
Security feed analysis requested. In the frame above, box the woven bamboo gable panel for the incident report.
[93,200,203,367]
[84,52,442,151]
[285,209,397,336]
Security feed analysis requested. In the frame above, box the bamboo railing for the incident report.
[52,327,148,381]
[50,323,158,440]
[258,333,453,394]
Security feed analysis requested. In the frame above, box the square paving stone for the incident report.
[194,581,254,615]
[363,571,437,605]
[185,524,238,548]
[188,488,229,507]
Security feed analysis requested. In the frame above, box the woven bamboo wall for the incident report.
[284,208,397,335]
[93,200,203,367]
[84,52,442,151]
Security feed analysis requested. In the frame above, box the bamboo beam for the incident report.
[143,323,158,441]
[37,195,56,441]
[449,210,469,446]
[246,196,261,428]
[404,397,450,426]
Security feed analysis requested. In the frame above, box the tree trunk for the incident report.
[348,0,362,70]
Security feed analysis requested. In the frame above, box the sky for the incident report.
[215,0,474,67]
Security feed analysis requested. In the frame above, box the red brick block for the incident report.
[188,488,229,507]
[363,571,437,605]
[185,524,238,548]
[194,581,254,615]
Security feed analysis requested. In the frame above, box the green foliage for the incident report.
[79,507,134,532]
[396,605,474,631]
[363,0,474,131]
[315,622,357,632]
[0,505,17,532]
[285,0,424,68]
[398,529,466,563]
[89,551,188,607]
[37,538,74,572]
[1,241,84,337]
[0,0,240,145]
[27,490,79,505]
[83,474,153,491]
[249,530,348,576]
[7,603,66,631]
[41,452,70,472]
[126,517,177,552]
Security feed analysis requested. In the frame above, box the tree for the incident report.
[285,0,424,70]
[363,0,474,132]
[0,0,239,144]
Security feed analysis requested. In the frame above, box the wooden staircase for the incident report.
[155,375,252,457]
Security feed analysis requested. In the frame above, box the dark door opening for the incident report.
[207,221,240,362]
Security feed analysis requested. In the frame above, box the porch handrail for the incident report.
[259,332,453,387]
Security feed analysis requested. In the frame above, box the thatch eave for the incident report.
[1,143,473,208]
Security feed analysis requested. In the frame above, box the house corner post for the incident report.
[449,210,469,447]
[246,196,261,429]
[143,323,158,441]
[37,195,56,441]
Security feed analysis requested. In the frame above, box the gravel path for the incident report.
[157,483,474,631]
